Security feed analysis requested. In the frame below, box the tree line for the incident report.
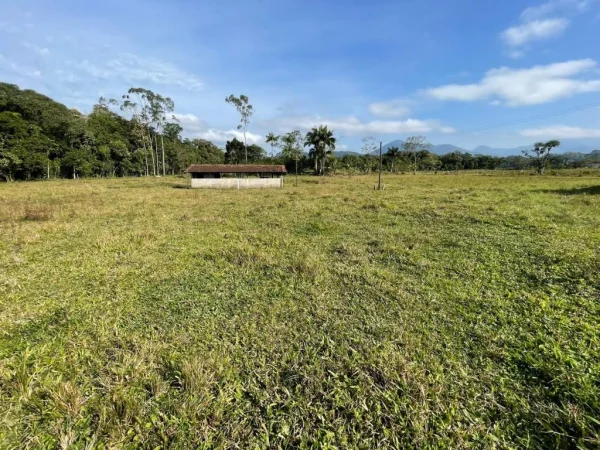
[268,131,598,176]
[0,83,227,181]
[1,82,599,181]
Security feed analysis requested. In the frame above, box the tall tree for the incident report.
[0,134,20,182]
[386,146,400,173]
[282,130,303,186]
[163,122,183,142]
[305,125,336,175]
[361,137,377,155]
[402,136,430,175]
[125,88,175,176]
[225,138,246,164]
[120,92,153,175]
[150,94,174,176]
[523,140,561,175]
[246,144,266,162]
[224,138,265,164]
[0,112,28,181]
[265,132,280,158]
[361,137,378,173]
[225,95,254,163]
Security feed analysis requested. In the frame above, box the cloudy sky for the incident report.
[1,0,600,150]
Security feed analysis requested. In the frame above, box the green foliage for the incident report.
[385,146,401,172]
[524,140,562,174]
[265,132,280,157]
[402,136,430,174]
[281,131,304,183]
[247,144,266,162]
[225,94,254,163]
[224,138,245,164]
[0,174,599,448]
[61,148,94,178]
[0,83,226,180]
[0,82,74,147]
[349,149,597,174]
[305,125,336,175]
[167,138,225,172]
[281,130,303,161]
[0,149,21,182]
[225,138,264,164]
[163,122,183,142]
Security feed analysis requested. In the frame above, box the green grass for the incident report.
[1,173,599,449]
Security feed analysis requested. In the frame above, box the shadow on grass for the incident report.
[537,185,600,196]
[172,184,191,190]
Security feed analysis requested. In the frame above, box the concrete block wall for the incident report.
[191,178,283,189]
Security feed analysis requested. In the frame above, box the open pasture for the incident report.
[1,173,599,449]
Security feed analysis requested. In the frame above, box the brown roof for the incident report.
[185,164,287,174]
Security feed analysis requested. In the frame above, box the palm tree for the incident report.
[304,125,336,175]
[265,132,280,158]
[307,146,319,174]
[386,146,400,173]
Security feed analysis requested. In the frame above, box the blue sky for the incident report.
[1,0,600,151]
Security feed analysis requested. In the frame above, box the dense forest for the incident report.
[0,83,229,181]
[1,82,599,181]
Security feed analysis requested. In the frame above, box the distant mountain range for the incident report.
[333,140,600,157]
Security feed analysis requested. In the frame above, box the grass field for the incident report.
[1,173,599,449]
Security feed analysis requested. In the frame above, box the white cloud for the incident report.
[173,113,206,126]
[520,0,590,21]
[172,113,262,144]
[426,59,600,106]
[368,99,411,117]
[521,125,600,138]
[501,19,568,46]
[21,41,50,56]
[172,112,209,135]
[266,115,454,135]
[440,126,457,134]
[197,129,262,144]
[69,53,204,91]
[499,0,589,57]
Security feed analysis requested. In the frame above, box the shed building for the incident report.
[184,164,287,189]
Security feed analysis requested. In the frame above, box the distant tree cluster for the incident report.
[275,145,599,176]
[328,150,502,175]
[269,131,598,176]
[224,139,265,164]
[262,126,337,177]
